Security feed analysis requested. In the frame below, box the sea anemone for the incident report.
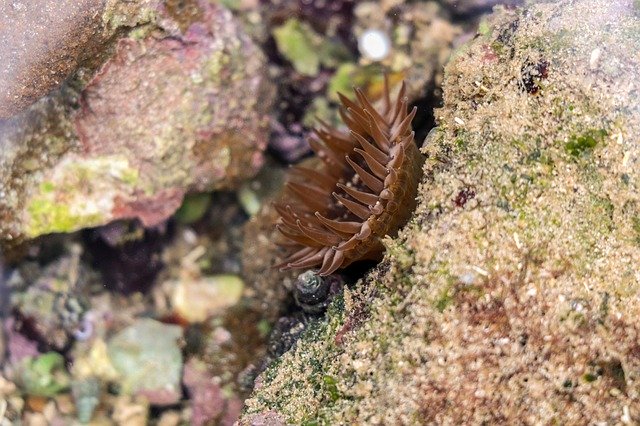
[274,78,424,275]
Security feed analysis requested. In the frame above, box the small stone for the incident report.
[70,339,119,382]
[112,395,149,426]
[15,352,70,397]
[157,410,182,426]
[107,319,183,406]
[72,377,101,423]
[3,317,40,365]
[358,29,391,61]
[238,185,262,217]
[183,359,225,426]
[175,193,212,225]
[590,47,602,70]
[171,275,244,323]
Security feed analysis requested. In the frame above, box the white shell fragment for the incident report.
[358,29,391,61]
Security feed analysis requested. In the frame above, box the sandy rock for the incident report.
[0,1,274,248]
[242,0,640,423]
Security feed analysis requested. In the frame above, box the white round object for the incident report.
[358,29,391,61]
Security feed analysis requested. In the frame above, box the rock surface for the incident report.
[107,319,183,406]
[0,0,160,118]
[0,0,274,247]
[440,0,522,15]
[242,0,640,423]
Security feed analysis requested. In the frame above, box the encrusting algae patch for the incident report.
[241,0,640,423]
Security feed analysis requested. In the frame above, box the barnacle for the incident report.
[274,78,424,276]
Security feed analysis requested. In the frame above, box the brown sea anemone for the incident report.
[274,78,425,276]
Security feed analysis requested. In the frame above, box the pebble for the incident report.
[171,275,244,323]
[358,29,391,61]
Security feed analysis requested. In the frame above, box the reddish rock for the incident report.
[0,0,274,248]
[183,359,226,426]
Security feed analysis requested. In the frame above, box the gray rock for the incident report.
[107,319,183,406]
[0,0,160,118]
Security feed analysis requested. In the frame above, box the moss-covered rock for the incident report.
[242,0,640,423]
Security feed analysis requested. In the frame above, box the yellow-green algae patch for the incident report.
[24,156,139,237]
[242,0,640,424]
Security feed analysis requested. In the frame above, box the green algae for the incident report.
[435,287,454,312]
[26,199,104,236]
[17,352,71,397]
[326,64,387,103]
[273,19,320,75]
[632,216,640,245]
[272,18,351,77]
[175,192,211,224]
[322,376,341,402]
[24,156,139,237]
[564,129,607,157]
[102,0,158,34]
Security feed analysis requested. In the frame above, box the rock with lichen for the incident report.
[0,0,274,248]
[241,0,640,423]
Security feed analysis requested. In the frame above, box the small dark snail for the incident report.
[293,270,342,314]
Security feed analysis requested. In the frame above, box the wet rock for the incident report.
[171,274,244,323]
[14,352,71,398]
[107,319,183,406]
[0,1,274,248]
[439,0,523,16]
[0,0,161,118]
[238,411,287,426]
[182,359,226,426]
[242,0,640,423]
[3,317,39,366]
[265,315,308,359]
[9,244,96,350]
[2,1,104,118]
[112,395,149,426]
